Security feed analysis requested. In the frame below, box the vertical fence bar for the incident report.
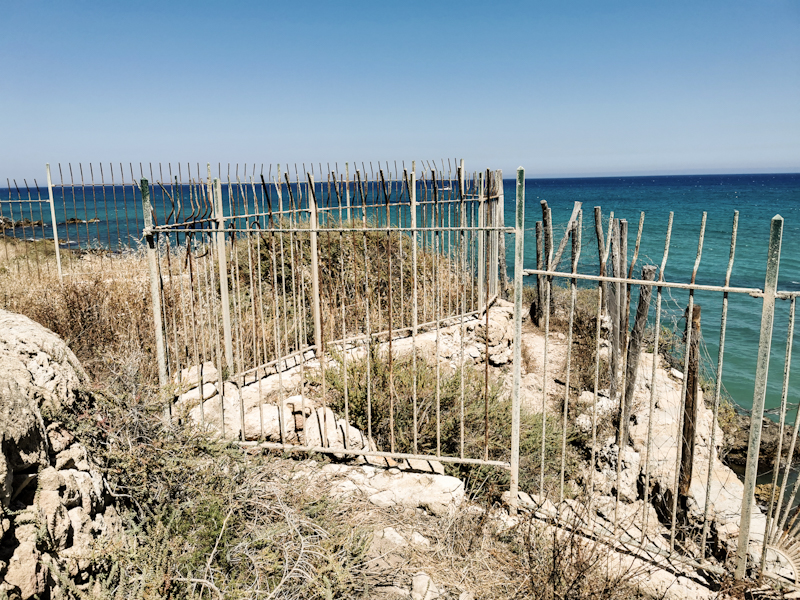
[509,166,525,514]
[214,178,234,376]
[735,214,784,579]
[761,295,795,575]
[45,164,63,280]
[700,210,738,558]
[477,174,485,307]
[308,175,323,353]
[410,166,419,454]
[142,179,168,395]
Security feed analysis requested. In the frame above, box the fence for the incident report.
[5,160,800,587]
[524,200,800,585]
[142,161,526,506]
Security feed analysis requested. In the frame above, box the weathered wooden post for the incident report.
[608,219,621,401]
[619,219,629,353]
[678,304,702,503]
[531,221,544,326]
[488,170,499,298]
[619,264,657,449]
[594,207,608,315]
[736,215,783,579]
[477,172,486,307]
[307,174,323,353]
[142,179,168,395]
[496,170,508,299]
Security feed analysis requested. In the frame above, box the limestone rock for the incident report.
[366,470,464,516]
[411,572,440,600]
[175,382,217,411]
[398,458,445,475]
[46,422,74,454]
[0,310,123,594]
[4,542,45,599]
[175,361,218,391]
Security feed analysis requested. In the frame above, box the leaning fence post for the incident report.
[735,215,783,579]
[308,175,323,353]
[45,164,63,281]
[678,304,702,504]
[496,170,508,298]
[533,221,543,326]
[509,166,525,515]
[142,179,168,395]
[214,178,234,377]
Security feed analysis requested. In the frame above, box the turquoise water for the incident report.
[505,173,800,418]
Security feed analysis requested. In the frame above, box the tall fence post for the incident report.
[509,166,525,514]
[142,179,168,393]
[735,215,783,579]
[45,164,63,281]
[678,305,702,503]
[214,178,234,376]
[477,172,486,307]
[308,175,323,353]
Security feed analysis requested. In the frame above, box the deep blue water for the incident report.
[506,173,800,418]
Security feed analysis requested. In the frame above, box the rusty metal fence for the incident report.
[142,161,526,508]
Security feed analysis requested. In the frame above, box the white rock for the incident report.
[373,527,408,551]
[175,382,217,410]
[175,362,218,391]
[304,407,341,449]
[575,414,593,433]
[411,572,440,600]
[400,458,445,475]
[367,472,465,516]
[55,444,90,471]
[410,532,430,546]
[4,541,45,598]
[37,489,71,550]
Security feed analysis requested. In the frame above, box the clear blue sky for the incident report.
[2,0,798,181]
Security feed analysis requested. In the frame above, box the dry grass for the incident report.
[2,236,658,599]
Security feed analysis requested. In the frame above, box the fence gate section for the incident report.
[142,161,527,510]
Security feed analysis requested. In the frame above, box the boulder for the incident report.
[0,309,123,596]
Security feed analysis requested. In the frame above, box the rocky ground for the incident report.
[1,301,795,599]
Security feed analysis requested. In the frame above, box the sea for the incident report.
[2,172,799,419]
[508,173,800,421]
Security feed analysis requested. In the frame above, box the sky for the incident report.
[1,0,798,181]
